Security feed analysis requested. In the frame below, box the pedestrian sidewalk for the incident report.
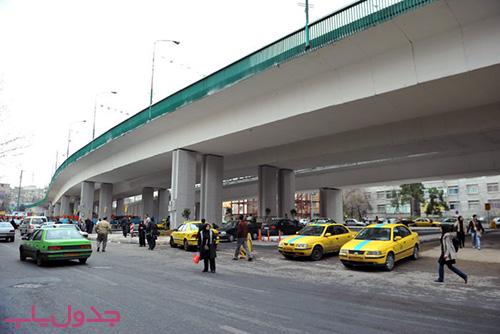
[88,233,170,245]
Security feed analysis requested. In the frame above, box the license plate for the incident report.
[349,255,362,260]
[65,253,81,257]
[284,247,294,251]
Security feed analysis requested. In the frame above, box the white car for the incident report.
[343,218,367,227]
[19,216,48,238]
[0,222,15,242]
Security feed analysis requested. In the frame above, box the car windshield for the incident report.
[190,224,200,231]
[0,222,12,228]
[298,225,325,236]
[45,229,84,240]
[355,228,391,241]
[31,218,44,224]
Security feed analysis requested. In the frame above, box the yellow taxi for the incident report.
[278,223,356,261]
[169,220,219,251]
[414,217,441,227]
[339,223,419,271]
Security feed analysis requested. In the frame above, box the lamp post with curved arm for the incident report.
[148,39,180,121]
[66,119,87,158]
[92,91,117,141]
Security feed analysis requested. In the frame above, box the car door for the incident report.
[392,227,405,261]
[173,224,185,244]
[323,225,337,253]
[398,226,413,258]
[25,230,42,257]
[333,225,352,251]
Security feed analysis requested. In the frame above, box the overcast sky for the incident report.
[0,0,355,188]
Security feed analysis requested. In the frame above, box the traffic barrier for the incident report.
[278,230,281,242]
[258,228,262,241]
[267,229,270,242]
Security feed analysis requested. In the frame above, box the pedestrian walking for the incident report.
[467,214,485,250]
[146,217,159,250]
[85,218,93,234]
[435,224,467,283]
[233,215,254,261]
[95,217,112,252]
[138,219,146,247]
[121,216,129,237]
[198,220,217,273]
[454,216,466,248]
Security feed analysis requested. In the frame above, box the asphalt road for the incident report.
[1,231,499,334]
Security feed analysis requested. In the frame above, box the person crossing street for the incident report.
[233,215,254,261]
[95,217,112,252]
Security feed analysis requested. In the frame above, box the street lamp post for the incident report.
[66,120,87,158]
[148,39,180,121]
[92,91,117,142]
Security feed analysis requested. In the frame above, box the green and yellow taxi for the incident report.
[19,226,92,266]
[339,223,419,271]
[170,220,219,251]
[278,223,356,261]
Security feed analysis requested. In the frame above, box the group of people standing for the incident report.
[436,214,486,283]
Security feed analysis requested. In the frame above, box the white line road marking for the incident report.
[220,325,252,334]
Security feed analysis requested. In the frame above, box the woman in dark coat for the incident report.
[435,224,467,283]
[138,220,146,247]
[198,221,217,273]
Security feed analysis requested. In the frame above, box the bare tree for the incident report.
[343,189,372,221]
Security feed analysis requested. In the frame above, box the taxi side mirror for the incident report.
[394,236,402,241]
[324,233,332,237]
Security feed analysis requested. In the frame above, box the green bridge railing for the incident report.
[28,0,435,209]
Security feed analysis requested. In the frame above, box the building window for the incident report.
[489,199,500,209]
[376,191,385,200]
[449,201,460,211]
[466,184,479,195]
[468,200,480,211]
[364,193,371,200]
[377,205,386,214]
[448,186,459,196]
[487,183,499,193]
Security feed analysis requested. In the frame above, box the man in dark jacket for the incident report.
[85,218,93,234]
[120,217,129,237]
[146,218,158,250]
[467,215,485,250]
[233,215,253,261]
[138,219,146,247]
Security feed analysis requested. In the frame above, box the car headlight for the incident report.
[295,243,308,249]
[278,241,285,247]
[339,249,348,255]
[366,251,382,255]
[220,231,226,236]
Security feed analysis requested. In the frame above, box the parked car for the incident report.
[19,216,48,238]
[170,220,219,250]
[278,223,356,261]
[19,227,92,266]
[339,223,419,271]
[438,217,457,226]
[343,218,367,227]
[261,218,302,236]
[413,218,441,227]
[218,220,260,242]
[0,221,15,242]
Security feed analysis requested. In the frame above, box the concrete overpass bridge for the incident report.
[42,0,500,227]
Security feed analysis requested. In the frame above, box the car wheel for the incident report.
[310,246,323,261]
[183,239,190,251]
[169,237,177,248]
[411,245,419,260]
[19,248,26,262]
[79,258,87,264]
[35,252,44,267]
[384,252,395,271]
[228,234,234,242]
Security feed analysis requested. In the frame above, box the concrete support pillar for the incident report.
[54,202,61,217]
[79,181,95,221]
[258,165,278,218]
[319,188,343,223]
[47,204,53,217]
[278,169,295,218]
[116,198,125,216]
[153,198,159,222]
[200,155,223,226]
[158,189,170,222]
[170,149,197,229]
[98,183,113,219]
[142,187,154,219]
[60,195,71,216]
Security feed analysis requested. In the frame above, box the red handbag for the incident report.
[193,254,200,264]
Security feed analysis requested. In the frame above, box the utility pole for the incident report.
[305,0,310,49]
[16,170,23,211]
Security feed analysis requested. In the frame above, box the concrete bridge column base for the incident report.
[142,187,154,219]
[319,188,343,223]
[60,195,71,217]
[258,165,278,218]
[158,189,170,222]
[170,149,197,229]
[98,183,113,219]
[200,154,223,226]
[278,169,295,218]
[116,198,125,216]
[79,181,95,221]
[54,202,61,217]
